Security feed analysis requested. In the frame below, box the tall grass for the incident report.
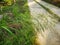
[0,0,36,45]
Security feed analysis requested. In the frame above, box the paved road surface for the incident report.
[36,0,60,17]
[28,0,60,45]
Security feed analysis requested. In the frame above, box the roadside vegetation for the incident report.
[0,0,36,45]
